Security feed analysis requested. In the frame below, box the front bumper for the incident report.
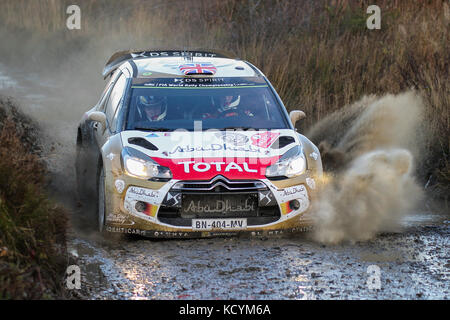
[104,173,316,238]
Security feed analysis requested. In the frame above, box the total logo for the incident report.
[153,156,278,179]
[178,161,257,173]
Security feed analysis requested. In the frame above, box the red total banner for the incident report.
[152,156,280,180]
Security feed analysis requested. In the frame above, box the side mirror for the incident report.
[88,111,107,132]
[289,110,306,126]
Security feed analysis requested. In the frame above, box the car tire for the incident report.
[97,165,106,233]
[75,143,87,201]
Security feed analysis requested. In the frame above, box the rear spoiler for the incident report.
[102,49,237,79]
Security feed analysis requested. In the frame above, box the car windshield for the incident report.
[124,77,290,131]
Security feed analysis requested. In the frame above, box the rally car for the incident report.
[76,49,323,238]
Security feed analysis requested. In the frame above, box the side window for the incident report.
[110,82,129,133]
[97,70,120,111]
[105,73,127,130]
[97,83,113,111]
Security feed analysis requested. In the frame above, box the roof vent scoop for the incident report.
[128,137,158,151]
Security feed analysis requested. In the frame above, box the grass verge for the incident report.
[0,98,69,299]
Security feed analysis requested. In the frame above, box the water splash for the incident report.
[307,91,425,244]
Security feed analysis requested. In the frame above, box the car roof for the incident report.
[104,49,262,79]
[130,56,260,78]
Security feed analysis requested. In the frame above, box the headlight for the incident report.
[266,145,306,178]
[121,147,172,180]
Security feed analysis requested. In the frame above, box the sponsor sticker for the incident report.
[126,186,160,204]
[143,203,158,217]
[280,202,294,215]
[215,132,249,146]
[168,143,262,155]
[146,133,159,138]
[251,132,280,148]
[152,231,191,238]
[309,152,319,160]
[106,226,146,236]
[106,213,135,226]
[306,177,316,189]
[277,185,310,215]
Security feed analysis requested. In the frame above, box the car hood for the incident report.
[120,129,301,180]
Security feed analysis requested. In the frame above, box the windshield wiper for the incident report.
[220,127,256,131]
[133,127,173,132]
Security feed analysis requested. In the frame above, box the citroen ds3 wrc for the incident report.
[76,49,323,238]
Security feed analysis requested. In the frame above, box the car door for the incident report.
[94,72,127,149]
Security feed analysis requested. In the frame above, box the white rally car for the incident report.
[76,49,322,238]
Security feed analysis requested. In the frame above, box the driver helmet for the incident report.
[138,96,167,121]
[218,95,241,114]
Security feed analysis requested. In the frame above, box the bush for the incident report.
[0,100,68,299]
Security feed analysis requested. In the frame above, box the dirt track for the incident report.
[68,213,449,300]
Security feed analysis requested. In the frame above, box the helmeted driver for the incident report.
[137,96,167,121]
[217,95,240,117]
[217,95,254,118]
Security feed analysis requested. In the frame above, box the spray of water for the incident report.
[307,91,425,244]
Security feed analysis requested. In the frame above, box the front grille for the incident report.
[158,176,280,227]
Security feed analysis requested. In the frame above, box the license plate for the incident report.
[192,218,247,231]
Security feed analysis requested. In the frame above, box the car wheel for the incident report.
[97,165,106,233]
[75,143,87,201]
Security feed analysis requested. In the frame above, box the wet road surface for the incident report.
[68,213,449,300]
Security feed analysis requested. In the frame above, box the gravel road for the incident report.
[68,212,449,300]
